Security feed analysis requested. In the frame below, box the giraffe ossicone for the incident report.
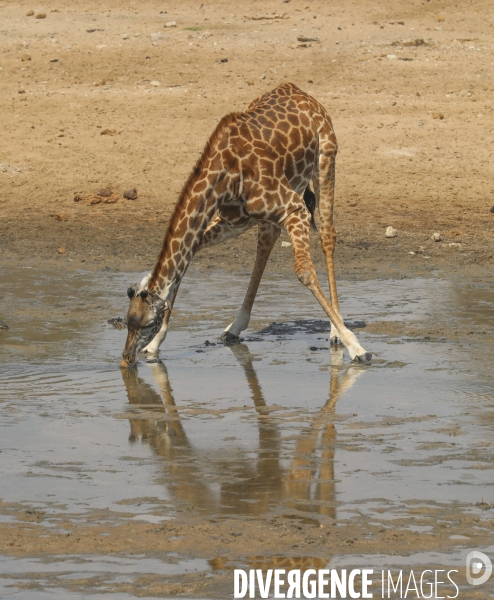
[120,83,371,368]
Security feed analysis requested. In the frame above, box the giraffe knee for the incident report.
[297,270,313,286]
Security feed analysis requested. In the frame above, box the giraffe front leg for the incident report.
[142,285,180,355]
[143,217,253,355]
[221,222,281,344]
[141,308,172,355]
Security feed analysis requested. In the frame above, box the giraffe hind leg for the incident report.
[315,134,344,345]
[284,207,371,362]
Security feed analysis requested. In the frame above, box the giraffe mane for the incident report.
[149,111,243,291]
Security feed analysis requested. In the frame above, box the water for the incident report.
[0,266,493,597]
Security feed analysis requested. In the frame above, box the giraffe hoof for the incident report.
[353,352,372,363]
[221,331,240,346]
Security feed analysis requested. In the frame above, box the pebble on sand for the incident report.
[26,10,34,16]
[164,21,177,28]
[385,226,397,238]
[281,241,292,247]
[35,13,46,19]
[150,33,166,43]
[431,232,442,242]
[432,112,444,120]
[57,247,66,254]
[123,188,138,200]
[490,206,494,214]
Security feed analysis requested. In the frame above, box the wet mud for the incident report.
[0,266,493,598]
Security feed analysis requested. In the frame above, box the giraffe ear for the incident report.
[127,287,135,299]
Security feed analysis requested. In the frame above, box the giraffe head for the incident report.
[120,274,167,368]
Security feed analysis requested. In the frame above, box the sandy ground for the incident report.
[0,0,492,279]
[1,0,494,596]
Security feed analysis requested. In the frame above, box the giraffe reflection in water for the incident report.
[120,345,364,519]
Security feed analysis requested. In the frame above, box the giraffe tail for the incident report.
[303,185,318,231]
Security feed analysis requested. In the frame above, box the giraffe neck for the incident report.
[148,164,228,302]
[147,111,241,302]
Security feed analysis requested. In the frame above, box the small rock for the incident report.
[458,89,472,98]
[35,13,46,19]
[431,232,442,242]
[219,58,228,63]
[26,10,34,16]
[108,317,126,330]
[449,242,462,248]
[385,226,397,238]
[54,213,68,221]
[20,54,31,61]
[123,188,138,200]
[97,188,113,197]
[297,36,319,43]
[164,21,177,28]
[57,246,66,254]
[122,33,129,40]
[408,251,416,256]
[0,321,9,330]
[90,197,102,205]
[150,80,161,86]
[387,54,397,59]
[490,206,494,214]
[73,194,83,202]
[432,112,444,120]
[100,128,116,135]
[150,32,166,43]
[18,89,26,94]
[281,241,292,247]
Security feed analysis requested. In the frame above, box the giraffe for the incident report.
[120,82,371,367]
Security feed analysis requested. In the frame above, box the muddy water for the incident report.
[0,266,493,597]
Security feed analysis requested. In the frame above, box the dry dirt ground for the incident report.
[0,0,493,280]
[0,0,493,596]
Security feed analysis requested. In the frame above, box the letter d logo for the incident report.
[466,551,492,586]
